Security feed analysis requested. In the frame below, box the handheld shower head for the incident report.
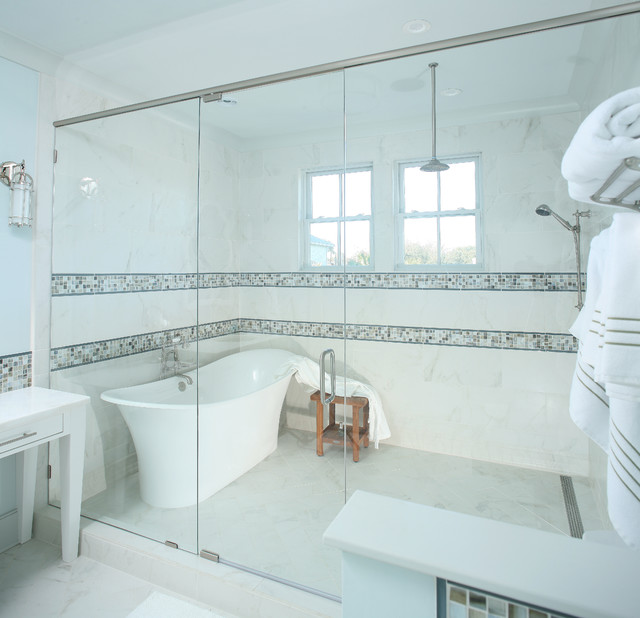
[534,204,573,231]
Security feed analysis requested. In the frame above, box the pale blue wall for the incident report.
[0,55,39,551]
[0,56,38,357]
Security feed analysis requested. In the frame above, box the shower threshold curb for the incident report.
[32,506,340,618]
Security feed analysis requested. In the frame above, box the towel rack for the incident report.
[591,156,640,213]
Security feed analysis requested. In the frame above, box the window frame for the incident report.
[395,153,483,271]
[301,163,374,271]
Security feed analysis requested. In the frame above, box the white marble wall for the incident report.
[49,99,207,502]
[227,109,615,475]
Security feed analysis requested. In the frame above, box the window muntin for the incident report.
[304,166,373,269]
[398,155,481,268]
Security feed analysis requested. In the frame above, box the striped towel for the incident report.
[569,213,640,548]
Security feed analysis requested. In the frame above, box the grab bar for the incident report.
[319,349,336,419]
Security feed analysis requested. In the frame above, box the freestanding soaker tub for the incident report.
[101,348,295,508]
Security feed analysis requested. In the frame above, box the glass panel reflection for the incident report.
[50,99,200,552]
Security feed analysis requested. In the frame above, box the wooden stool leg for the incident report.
[329,399,335,425]
[352,405,360,462]
[363,402,370,448]
[316,400,324,456]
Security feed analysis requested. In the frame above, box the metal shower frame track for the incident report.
[53,2,640,128]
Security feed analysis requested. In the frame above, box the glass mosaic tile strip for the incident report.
[446,582,573,618]
[51,273,201,296]
[50,319,577,371]
[50,320,239,371]
[0,351,32,393]
[51,271,583,296]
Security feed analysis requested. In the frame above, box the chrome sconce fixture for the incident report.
[1,160,34,227]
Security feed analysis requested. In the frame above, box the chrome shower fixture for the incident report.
[420,63,449,173]
[535,204,591,309]
[534,204,573,231]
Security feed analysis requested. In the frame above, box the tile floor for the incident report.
[0,538,236,618]
[79,427,607,598]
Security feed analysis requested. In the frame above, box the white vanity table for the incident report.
[0,387,88,561]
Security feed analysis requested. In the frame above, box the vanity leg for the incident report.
[59,409,86,562]
[16,446,38,544]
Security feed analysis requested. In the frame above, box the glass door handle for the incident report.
[319,349,336,418]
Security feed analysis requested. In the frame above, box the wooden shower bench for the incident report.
[311,390,369,462]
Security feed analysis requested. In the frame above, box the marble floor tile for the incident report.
[0,539,237,618]
[76,428,600,599]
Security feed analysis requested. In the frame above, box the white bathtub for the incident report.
[101,348,296,508]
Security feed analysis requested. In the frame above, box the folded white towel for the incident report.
[596,213,640,388]
[280,354,391,448]
[568,214,640,547]
[569,349,610,452]
[607,388,640,550]
[569,227,611,451]
[561,87,640,204]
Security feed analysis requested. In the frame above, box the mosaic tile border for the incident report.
[0,351,32,393]
[446,582,572,618]
[50,318,577,371]
[241,319,577,353]
[51,271,585,296]
[50,320,239,371]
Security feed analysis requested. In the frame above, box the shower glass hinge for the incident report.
[164,540,179,549]
[199,549,220,562]
[201,92,222,103]
[53,149,58,163]
[47,465,52,479]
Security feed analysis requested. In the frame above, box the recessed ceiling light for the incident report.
[441,88,462,97]
[402,19,431,35]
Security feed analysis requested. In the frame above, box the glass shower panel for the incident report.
[197,71,346,597]
[343,13,640,534]
[49,100,200,552]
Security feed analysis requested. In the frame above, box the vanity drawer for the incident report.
[0,415,64,455]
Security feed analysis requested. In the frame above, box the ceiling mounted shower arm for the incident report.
[430,63,438,161]
[420,63,449,173]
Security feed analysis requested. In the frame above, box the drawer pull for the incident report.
[0,431,37,448]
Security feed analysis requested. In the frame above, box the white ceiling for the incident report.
[3,0,275,56]
[0,0,629,105]
[1,0,637,147]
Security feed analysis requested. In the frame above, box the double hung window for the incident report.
[303,166,373,269]
[398,155,481,268]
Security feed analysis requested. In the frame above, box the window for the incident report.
[397,155,482,268]
[303,166,372,268]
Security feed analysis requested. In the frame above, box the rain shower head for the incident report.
[420,157,450,172]
[535,204,573,231]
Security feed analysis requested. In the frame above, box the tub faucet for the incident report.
[176,373,193,385]
[161,335,189,378]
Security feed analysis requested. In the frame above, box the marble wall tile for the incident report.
[51,290,198,348]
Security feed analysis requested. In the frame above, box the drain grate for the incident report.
[560,475,584,539]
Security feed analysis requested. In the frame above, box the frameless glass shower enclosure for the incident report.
[49,6,640,600]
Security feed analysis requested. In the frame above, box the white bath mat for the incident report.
[128,591,226,618]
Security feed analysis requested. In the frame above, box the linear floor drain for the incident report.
[560,475,584,539]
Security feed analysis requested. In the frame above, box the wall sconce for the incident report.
[1,160,34,227]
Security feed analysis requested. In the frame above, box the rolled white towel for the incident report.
[561,87,640,205]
